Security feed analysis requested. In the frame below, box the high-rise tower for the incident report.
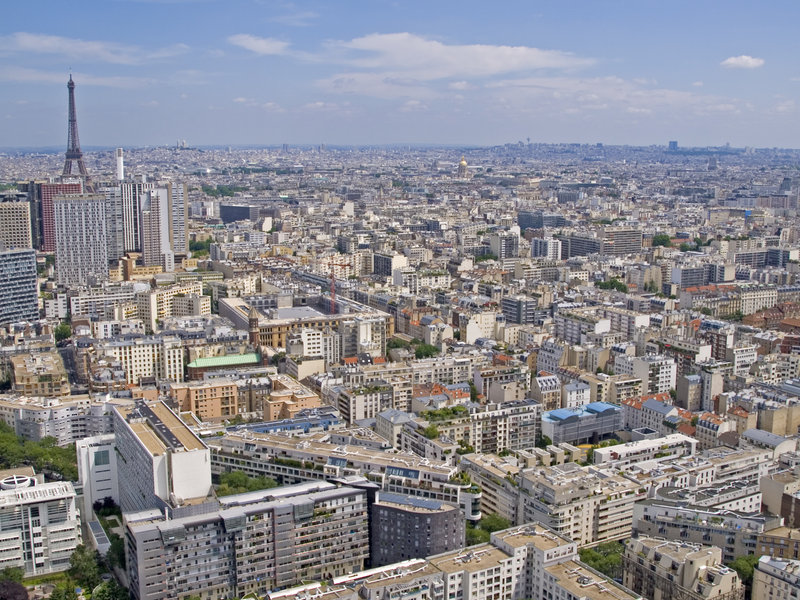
[62,76,93,191]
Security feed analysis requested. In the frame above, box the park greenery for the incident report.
[422,405,468,422]
[386,337,440,359]
[651,234,672,247]
[54,323,72,342]
[0,422,78,481]
[216,470,278,497]
[579,541,624,579]
[474,252,498,263]
[595,278,629,293]
[465,513,511,545]
[201,184,245,198]
[189,238,212,257]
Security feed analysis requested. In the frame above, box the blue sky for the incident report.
[3,0,800,148]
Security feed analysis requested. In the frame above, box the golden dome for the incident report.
[459,156,468,166]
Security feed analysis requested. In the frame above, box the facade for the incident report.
[0,470,81,577]
[0,394,120,446]
[76,434,119,520]
[11,352,70,398]
[0,248,38,326]
[615,354,677,395]
[623,536,744,600]
[126,481,369,600]
[519,462,642,545]
[140,188,174,272]
[0,199,32,249]
[541,402,623,445]
[370,491,464,567]
[54,193,109,286]
[113,401,212,513]
[96,335,184,384]
[168,379,242,421]
[632,500,781,563]
[752,556,800,600]
[207,432,482,521]
[40,182,82,252]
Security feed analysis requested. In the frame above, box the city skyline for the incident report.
[2,1,800,148]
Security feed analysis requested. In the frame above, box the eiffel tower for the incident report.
[62,75,93,191]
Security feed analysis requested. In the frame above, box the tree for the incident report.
[468,381,479,402]
[107,534,126,569]
[465,524,490,545]
[217,470,278,497]
[679,242,692,252]
[480,513,511,533]
[729,554,759,586]
[536,435,553,449]
[415,343,440,359]
[68,545,101,591]
[651,234,672,247]
[421,424,439,440]
[474,252,498,262]
[54,323,72,342]
[0,580,28,600]
[579,541,624,578]
[596,278,628,293]
[91,580,128,600]
[0,569,23,584]
[48,583,77,600]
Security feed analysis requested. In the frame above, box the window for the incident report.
[95,449,110,466]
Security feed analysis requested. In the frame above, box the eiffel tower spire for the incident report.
[62,75,93,190]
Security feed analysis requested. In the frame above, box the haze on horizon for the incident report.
[2,0,800,149]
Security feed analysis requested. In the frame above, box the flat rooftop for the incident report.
[546,560,639,600]
[275,306,326,320]
[429,544,510,574]
[119,402,206,455]
[493,524,573,552]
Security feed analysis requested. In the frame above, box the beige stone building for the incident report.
[11,352,70,398]
[624,536,744,600]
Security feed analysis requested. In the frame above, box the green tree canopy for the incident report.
[54,324,72,342]
[68,545,101,591]
[651,234,672,247]
[415,343,440,359]
[728,554,759,586]
[217,470,278,497]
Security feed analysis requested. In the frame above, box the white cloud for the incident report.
[449,81,472,90]
[228,34,289,56]
[400,100,428,112]
[484,75,746,118]
[721,55,764,69]
[317,72,434,100]
[692,81,704,87]
[333,33,593,81]
[0,32,188,65]
[302,101,339,111]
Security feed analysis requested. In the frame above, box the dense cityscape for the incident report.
[3,55,800,600]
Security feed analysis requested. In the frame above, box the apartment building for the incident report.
[518,463,643,546]
[95,335,184,384]
[753,556,800,600]
[0,469,82,577]
[135,281,208,333]
[113,401,212,513]
[623,536,744,600]
[370,491,464,567]
[0,394,123,445]
[615,354,677,395]
[0,249,38,326]
[126,481,369,600]
[541,402,623,445]
[289,522,639,600]
[207,432,482,521]
[11,352,70,398]
[593,434,697,467]
[168,378,242,421]
[632,500,782,563]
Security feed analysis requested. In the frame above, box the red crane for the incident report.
[328,262,351,314]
